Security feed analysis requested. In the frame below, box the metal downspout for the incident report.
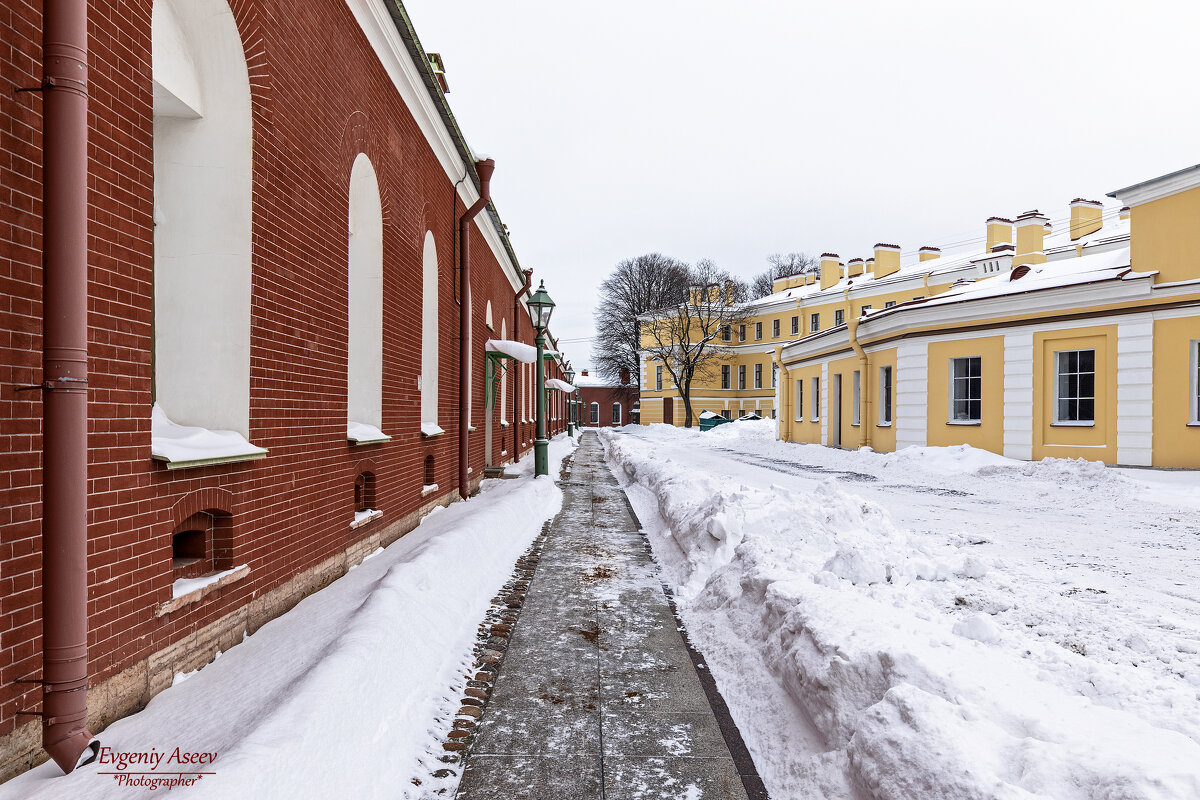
[774,345,789,441]
[40,0,99,772]
[511,268,532,463]
[457,158,494,499]
[844,284,871,450]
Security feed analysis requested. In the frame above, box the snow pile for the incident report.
[879,443,1016,473]
[3,436,577,800]
[484,338,537,363]
[151,404,267,465]
[346,421,389,444]
[602,428,1200,799]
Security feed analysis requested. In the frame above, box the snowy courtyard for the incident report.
[603,420,1200,798]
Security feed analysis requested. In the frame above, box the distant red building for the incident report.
[576,369,639,428]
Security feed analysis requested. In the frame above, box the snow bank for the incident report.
[602,427,1200,799]
[3,436,577,800]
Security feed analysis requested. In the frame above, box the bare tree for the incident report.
[640,259,752,427]
[750,252,819,299]
[593,253,691,383]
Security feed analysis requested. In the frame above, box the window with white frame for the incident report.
[950,356,982,422]
[1192,340,1200,424]
[589,402,599,425]
[1054,349,1095,424]
[860,304,872,316]
[721,325,732,342]
[738,365,746,390]
[811,376,820,420]
[809,313,819,333]
[656,365,663,391]
[834,309,844,326]
[771,363,777,388]
[612,403,621,425]
[884,300,896,309]
[738,325,746,342]
[795,379,803,421]
[721,365,730,389]
[755,322,762,340]
[754,363,762,389]
[772,319,780,338]
[852,370,861,425]
[878,365,892,425]
[790,316,798,335]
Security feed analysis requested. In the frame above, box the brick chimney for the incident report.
[619,368,630,385]
[873,243,901,279]
[1069,198,1103,240]
[819,253,843,290]
[986,217,1014,253]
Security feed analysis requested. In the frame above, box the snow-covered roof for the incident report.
[545,378,575,392]
[915,246,1138,309]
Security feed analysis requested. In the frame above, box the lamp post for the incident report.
[527,281,555,477]
[564,364,576,436]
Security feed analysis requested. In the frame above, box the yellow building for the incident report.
[642,164,1200,468]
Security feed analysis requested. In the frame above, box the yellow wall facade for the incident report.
[926,337,1005,453]
[1152,316,1200,467]
[1131,185,1200,285]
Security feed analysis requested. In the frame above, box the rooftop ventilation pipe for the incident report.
[40,0,99,773]
[511,268,532,463]
[458,158,495,499]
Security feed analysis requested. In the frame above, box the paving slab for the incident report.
[455,432,761,800]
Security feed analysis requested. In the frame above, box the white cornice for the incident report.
[344,0,522,292]
[1109,164,1200,208]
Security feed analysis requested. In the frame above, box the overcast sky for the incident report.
[403,0,1200,370]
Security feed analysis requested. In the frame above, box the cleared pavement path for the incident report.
[456,432,763,800]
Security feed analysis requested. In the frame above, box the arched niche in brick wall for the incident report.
[347,153,384,435]
[420,231,440,429]
[152,0,253,436]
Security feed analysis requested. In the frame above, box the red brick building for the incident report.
[0,0,568,778]
[576,369,639,428]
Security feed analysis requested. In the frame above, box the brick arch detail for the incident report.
[171,488,235,529]
[353,458,378,477]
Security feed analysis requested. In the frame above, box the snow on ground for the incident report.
[602,420,1200,799]
[1,435,575,800]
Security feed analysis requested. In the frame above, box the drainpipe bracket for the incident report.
[15,78,56,95]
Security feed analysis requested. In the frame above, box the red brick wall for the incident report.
[579,382,639,428]
[0,0,546,744]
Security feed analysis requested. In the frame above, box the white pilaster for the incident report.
[1003,332,1034,460]
[1116,318,1154,466]
[895,341,928,449]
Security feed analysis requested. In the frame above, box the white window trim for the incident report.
[948,356,982,424]
[612,402,622,426]
[811,376,820,421]
[877,365,892,427]
[794,379,803,422]
[754,363,762,389]
[1190,339,1200,425]
[589,402,599,426]
[851,370,861,426]
[1051,348,1097,427]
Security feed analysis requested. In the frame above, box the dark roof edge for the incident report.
[385,1,526,285]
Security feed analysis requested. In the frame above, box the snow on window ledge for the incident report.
[157,564,250,618]
[347,422,391,446]
[421,422,445,438]
[350,508,382,530]
[151,404,267,470]
[500,421,510,427]
[421,483,439,496]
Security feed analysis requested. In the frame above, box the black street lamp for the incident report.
[527,281,555,476]
[563,363,576,436]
